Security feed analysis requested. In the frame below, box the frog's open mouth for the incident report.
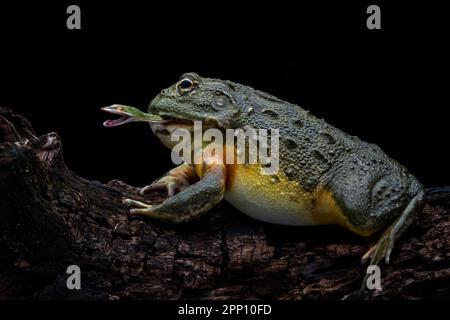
[157,112,218,128]
[101,107,133,127]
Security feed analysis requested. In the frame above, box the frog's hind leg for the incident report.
[360,188,425,289]
[362,189,424,266]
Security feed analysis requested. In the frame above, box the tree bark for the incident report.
[0,107,449,300]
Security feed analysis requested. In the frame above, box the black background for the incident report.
[0,1,448,188]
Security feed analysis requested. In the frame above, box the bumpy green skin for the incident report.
[118,72,426,279]
[148,73,425,235]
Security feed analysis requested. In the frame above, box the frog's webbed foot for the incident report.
[123,196,200,222]
[361,226,395,266]
[123,198,155,215]
[360,190,424,290]
[139,163,195,197]
[139,175,189,197]
[123,198,181,221]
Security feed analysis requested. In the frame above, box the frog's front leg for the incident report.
[124,160,226,223]
[139,163,197,196]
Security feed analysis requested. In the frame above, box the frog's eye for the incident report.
[176,78,197,95]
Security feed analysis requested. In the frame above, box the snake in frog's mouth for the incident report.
[102,104,219,131]
[101,104,167,127]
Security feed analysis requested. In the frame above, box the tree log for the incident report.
[0,107,449,300]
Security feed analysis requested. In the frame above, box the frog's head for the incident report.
[148,72,241,129]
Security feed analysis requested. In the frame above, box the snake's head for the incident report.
[102,104,165,127]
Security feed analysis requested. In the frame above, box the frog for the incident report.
[102,72,425,275]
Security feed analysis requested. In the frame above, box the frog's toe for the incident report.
[361,245,376,265]
[139,182,165,195]
[363,227,395,266]
[123,198,158,218]
[139,176,189,197]
[123,198,152,208]
[123,198,157,217]
[129,207,157,216]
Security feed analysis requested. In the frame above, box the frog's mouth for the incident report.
[156,112,219,129]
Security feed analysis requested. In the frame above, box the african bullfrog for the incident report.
[102,73,425,271]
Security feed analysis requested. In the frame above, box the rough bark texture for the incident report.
[0,107,449,300]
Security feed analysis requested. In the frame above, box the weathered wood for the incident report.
[0,107,449,299]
